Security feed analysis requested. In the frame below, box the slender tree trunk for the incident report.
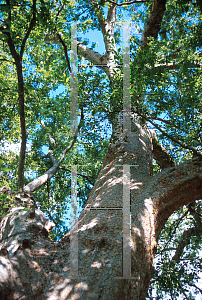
[6,36,27,192]
[0,118,201,300]
[16,61,26,192]
[3,0,36,192]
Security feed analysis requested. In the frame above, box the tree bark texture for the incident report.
[0,121,201,300]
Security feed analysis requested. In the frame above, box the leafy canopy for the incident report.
[0,0,201,298]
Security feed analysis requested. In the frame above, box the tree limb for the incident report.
[59,167,94,185]
[140,0,167,48]
[77,42,106,65]
[151,49,202,70]
[86,2,117,69]
[148,116,190,135]
[56,32,71,73]
[0,58,15,64]
[95,2,119,79]
[77,42,110,76]
[40,120,56,148]
[106,0,150,5]
[23,107,84,193]
[159,209,189,254]
[106,1,117,23]
[45,2,118,79]
[44,33,110,74]
[151,61,202,70]
[101,2,117,50]
[188,283,202,294]
[147,156,202,244]
[151,129,175,169]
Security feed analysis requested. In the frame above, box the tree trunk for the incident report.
[0,120,202,300]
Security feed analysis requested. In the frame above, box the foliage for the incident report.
[147,201,202,299]
[0,0,201,297]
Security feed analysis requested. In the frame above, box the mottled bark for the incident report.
[0,121,201,300]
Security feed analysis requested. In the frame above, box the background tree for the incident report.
[0,0,202,299]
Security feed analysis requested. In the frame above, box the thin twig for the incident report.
[0,58,15,64]
[107,0,150,5]
[20,0,36,58]
[59,167,94,185]
[56,32,71,73]
[149,116,190,135]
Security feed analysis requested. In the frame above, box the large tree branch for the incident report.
[147,156,202,240]
[87,2,117,66]
[140,0,167,48]
[77,42,110,76]
[45,2,117,79]
[151,129,175,169]
[106,1,117,23]
[96,3,119,79]
[84,3,118,80]
[100,2,117,52]
[77,42,107,65]
[44,34,110,75]
[23,108,84,193]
